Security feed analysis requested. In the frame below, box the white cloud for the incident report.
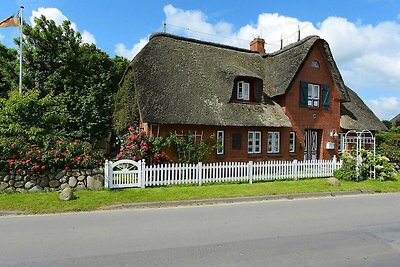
[30,7,95,44]
[81,30,96,45]
[114,38,148,60]
[367,97,400,120]
[0,34,4,42]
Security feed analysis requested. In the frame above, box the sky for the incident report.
[1,0,399,120]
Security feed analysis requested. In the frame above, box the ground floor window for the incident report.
[216,130,224,155]
[268,132,280,154]
[248,131,261,154]
[289,131,296,153]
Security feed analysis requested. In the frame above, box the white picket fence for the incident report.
[105,156,341,189]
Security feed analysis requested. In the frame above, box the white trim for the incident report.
[248,131,261,154]
[307,84,320,107]
[237,81,250,101]
[217,130,224,155]
[289,131,296,153]
[268,132,280,154]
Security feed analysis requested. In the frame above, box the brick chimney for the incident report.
[250,37,265,54]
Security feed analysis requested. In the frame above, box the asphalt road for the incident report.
[1,193,400,266]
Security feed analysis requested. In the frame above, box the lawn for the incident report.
[1,174,400,215]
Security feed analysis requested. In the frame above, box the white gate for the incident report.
[104,159,144,189]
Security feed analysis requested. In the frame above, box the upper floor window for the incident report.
[237,81,250,101]
[310,60,320,68]
[308,84,320,107]
[300,81,330,109]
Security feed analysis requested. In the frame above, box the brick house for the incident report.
[115,33,386,162]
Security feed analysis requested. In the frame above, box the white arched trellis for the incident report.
[343,130,376,180]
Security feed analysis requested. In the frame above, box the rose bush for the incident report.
[0,137,102,175]
[116,127,168,165]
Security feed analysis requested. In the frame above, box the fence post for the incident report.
[332,155,337,175]
[248,161,253,184]
[293,160,298,180]
[104,160,109,188]
[140,159,146,188]
[197,162,203,186]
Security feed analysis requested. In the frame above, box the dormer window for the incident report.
[237,81,250,101]
[311,60,320,68]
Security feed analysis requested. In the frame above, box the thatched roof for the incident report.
[131,33,291,127]
[340,86,387,131]
[390,113,400,125]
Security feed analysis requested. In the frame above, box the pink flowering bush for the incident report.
[0,137,102,175]
[116,127,168,165]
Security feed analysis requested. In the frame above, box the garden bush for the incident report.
[334,150,397,181]
[116,126,168,165]
[0,137,102,175]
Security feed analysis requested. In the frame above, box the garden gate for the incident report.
[104,159,144,189]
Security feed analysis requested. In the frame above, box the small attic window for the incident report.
[237,81,250,101]
[310,60,320,68]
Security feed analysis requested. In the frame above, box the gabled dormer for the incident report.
[230,76,263,104]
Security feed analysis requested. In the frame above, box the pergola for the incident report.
[343,130,376,180]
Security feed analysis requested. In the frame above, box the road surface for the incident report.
[1,193,400,266]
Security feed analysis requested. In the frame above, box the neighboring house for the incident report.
[390,113,400,126]
[116,33,386,162]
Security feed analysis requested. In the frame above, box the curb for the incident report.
[99,189,376,210]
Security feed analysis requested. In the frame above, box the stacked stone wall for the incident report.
[0,168,104,193]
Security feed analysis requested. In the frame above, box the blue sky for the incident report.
[1,0,400,120]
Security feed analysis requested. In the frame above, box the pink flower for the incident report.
[27,151,33,155]
[11,143,15,147]
[17,169,23,173]
[41,166,46,170]
[129,126,135,132]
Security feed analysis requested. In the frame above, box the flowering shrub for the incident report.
[376,128,400,169]
[0,137,102,175]
[116,127,168,165]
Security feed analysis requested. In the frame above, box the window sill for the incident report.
[248,153,262,157]
[267,153,281,157]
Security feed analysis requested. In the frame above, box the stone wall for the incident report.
[0,167,104,193]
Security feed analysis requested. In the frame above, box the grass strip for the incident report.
[1,176,400,215]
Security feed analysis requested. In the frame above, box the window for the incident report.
[338,133,345,153]
[310,60,320,68]
[289,132,296,153]
[308,84,320,107]
[237,81,250,101]
[248,131,261,154]
[216,131,224,155]
[268,132,280,154]
[232,133,242,150]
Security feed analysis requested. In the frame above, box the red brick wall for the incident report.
[275,42,341,160]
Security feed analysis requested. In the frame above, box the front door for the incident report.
[304,130,319,161]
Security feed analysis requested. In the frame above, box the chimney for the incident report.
[250,37,266,54]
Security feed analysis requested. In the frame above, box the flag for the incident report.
[0,12,20,28]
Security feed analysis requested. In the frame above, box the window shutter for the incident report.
[300,81,308,107]
[322,84,330,109]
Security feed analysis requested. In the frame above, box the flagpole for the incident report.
[18,6,24,95]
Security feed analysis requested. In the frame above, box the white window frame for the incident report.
[289,131,296,153]
[338,133,345,153]
[268,132,280,154]
[216,130,224,155]
[248,131,261,154]
[307,84,320,107]
[237,81,250,101]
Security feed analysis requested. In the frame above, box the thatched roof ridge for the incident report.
[340,86,387,131]
[131,33,291,127]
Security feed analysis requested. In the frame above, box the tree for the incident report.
[382,120,393,130]
[20,15,129,142]
[0,43,18,97]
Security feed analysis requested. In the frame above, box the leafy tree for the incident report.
[382,120,393,130]
[0,90,65,143]
[19,15,129,142]
[0,43,18,97]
